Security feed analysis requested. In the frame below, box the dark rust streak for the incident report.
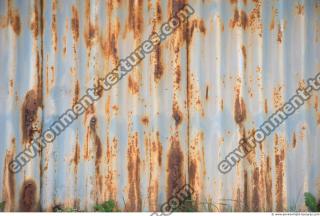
[252,167,260,211]
[21,89,42,144]
[172,101,183,126]
[205,86,209,100]
[127,0,144,39]
[234,91,247,125]
[73,80,80,106]
[275,148,285,211]
[241,45,247,71]
[292,132,297,148]
[167,134,184,198]
[2,144,16,211]
[243,170,249,211]
[19,179,37,212]
[189,160,197,189]
[265,156,273,211]
[127,133,142,211]
[30,1,39,37]
[71,5,79,42]
[154,45,163,83]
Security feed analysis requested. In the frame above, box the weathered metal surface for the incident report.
[0,0,319,212]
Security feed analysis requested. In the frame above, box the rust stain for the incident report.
[127,132,142,211]
[141,116,149,126]
[127,0,144,40]
[73,80,80,106]
[234,90,247,125]
[167,133,184,198]
[273,85,283,109]
[51,0,57,51]
[8,1,21,35]
[128,75,140,94]
[106,137,119,200]
[154,45,163,83]
[275,143,285,211]
[73,132,80,166]
[292,132,297,148]
[241,45,247,71]
[30,1,39,37]
[2,144,16,211]
[19,179,37,212]
[84,0,97,49]
[229,8,248,30]
[21,89,42,144]
[172,101,183,126]
[265,156,273,211]
[188,19,207,41]
[296,3,304,15]
[71,5,79,42]
[277,23,283,43]
[230,0,238,4]
[189,159,197,192]
[252,167,260,211]
[205,85,209,100]
[264,99,268,114]
[269,7,277,31]
[243,170,249,211]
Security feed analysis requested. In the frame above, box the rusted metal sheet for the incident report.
[0,0,319,212]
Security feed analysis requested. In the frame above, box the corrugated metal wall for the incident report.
[0,0,319,212]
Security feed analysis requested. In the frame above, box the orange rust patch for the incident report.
[234,91,247,124]
[296,3,304,15]
[167,134,184,198]
[71,5,79,42]
[277,24,283,43]
[128,75,139,94]
[127,133,142,211]
[241,45,247,71]
[230,0,238,4]
[172,101,183,126]
[141,116,149,126]
[21,89,42,144]
[19,179,37,212]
